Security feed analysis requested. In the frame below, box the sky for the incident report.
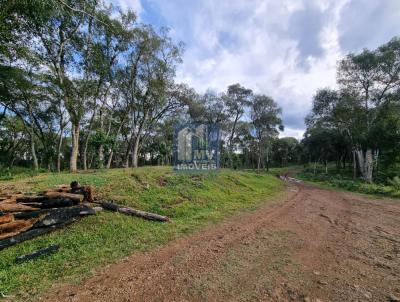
[110,0,400,139]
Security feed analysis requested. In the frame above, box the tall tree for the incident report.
[251,95,283,171]
[337,38,400,182]
[223,84,253,151]
[120,27,183,167]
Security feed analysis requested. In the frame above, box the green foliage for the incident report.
[304,37,400,183]
[297,166,400,198]
[0,166,45,180]
[387,176,400,191]
[89,130,114,150]
[0,167,283,300]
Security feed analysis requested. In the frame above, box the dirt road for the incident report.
[45,183,400,302]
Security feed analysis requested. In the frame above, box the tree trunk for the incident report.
[70,121,80,172]
[364,149,373,183]
[132,136,140,168]
[57,132,63,172]
[352,150,357,179]
[83,142,89,171]
[356,149,364,177]
[124,133,134,168]
[98,109,104,169]
[228,113,240,152]
[356,149,374,183]
[124,149,130,168]
[98,145,104,169]
[106,123,123,169]
[374,149,379,177]
[89,154,94,169]
[106,150,114,169]
[30,133,39,171]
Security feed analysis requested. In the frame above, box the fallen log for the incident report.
[99,201,169,222]
[14,210,46,219]
[44,192,84,203]
[44,188,69,194]
[35,198,78,209]
[19,199,79,209]
[0,213,14,225]
[16,244,60,263]
[0,218,77,250]
[0,197,16,204]
[55,184,69,192]
[0,216,43,240]
[0,220,31,234]
[15,195,47,203]
[19,202,43,207]
[33,206,95,228]
[0,203,39,212]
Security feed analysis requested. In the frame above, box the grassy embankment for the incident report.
[0,167,283,300]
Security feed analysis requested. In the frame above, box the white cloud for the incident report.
[112,0,398,137]
[164,0,349,133]
[110,0,143,16]
[280,127,305,140]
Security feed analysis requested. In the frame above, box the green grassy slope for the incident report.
[0,167,283,300]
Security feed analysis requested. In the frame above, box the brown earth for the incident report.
[43,182,400,302]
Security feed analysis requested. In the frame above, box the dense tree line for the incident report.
[7,1,397,181]
[0,0,291,172]
[304,37,400,182]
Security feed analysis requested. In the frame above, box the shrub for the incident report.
[387,176,400,191]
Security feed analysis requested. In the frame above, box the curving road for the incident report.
[45,182,400,302]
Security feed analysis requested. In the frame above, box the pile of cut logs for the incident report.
[0,181,169,251]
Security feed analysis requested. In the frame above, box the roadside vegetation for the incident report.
[297,165,400,199]
[0,167,283,300]
[302,38,400,185]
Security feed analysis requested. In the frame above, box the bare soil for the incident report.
[43,183,400,302]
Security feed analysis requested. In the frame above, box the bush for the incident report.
[0,167,43,180]
[297,170,399,198]
[387,176,400,191]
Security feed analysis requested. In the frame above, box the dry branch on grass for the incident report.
[16,244,60,263]
[99,201,169,222]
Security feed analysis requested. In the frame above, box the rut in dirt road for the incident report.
[45,183,400,302]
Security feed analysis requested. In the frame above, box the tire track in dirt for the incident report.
[43,183,400,302]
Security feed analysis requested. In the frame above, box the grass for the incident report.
[0,167,283,300]
[296,165,400,199]
[0,166,45,181]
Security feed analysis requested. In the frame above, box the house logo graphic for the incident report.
[174,123,220,171]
